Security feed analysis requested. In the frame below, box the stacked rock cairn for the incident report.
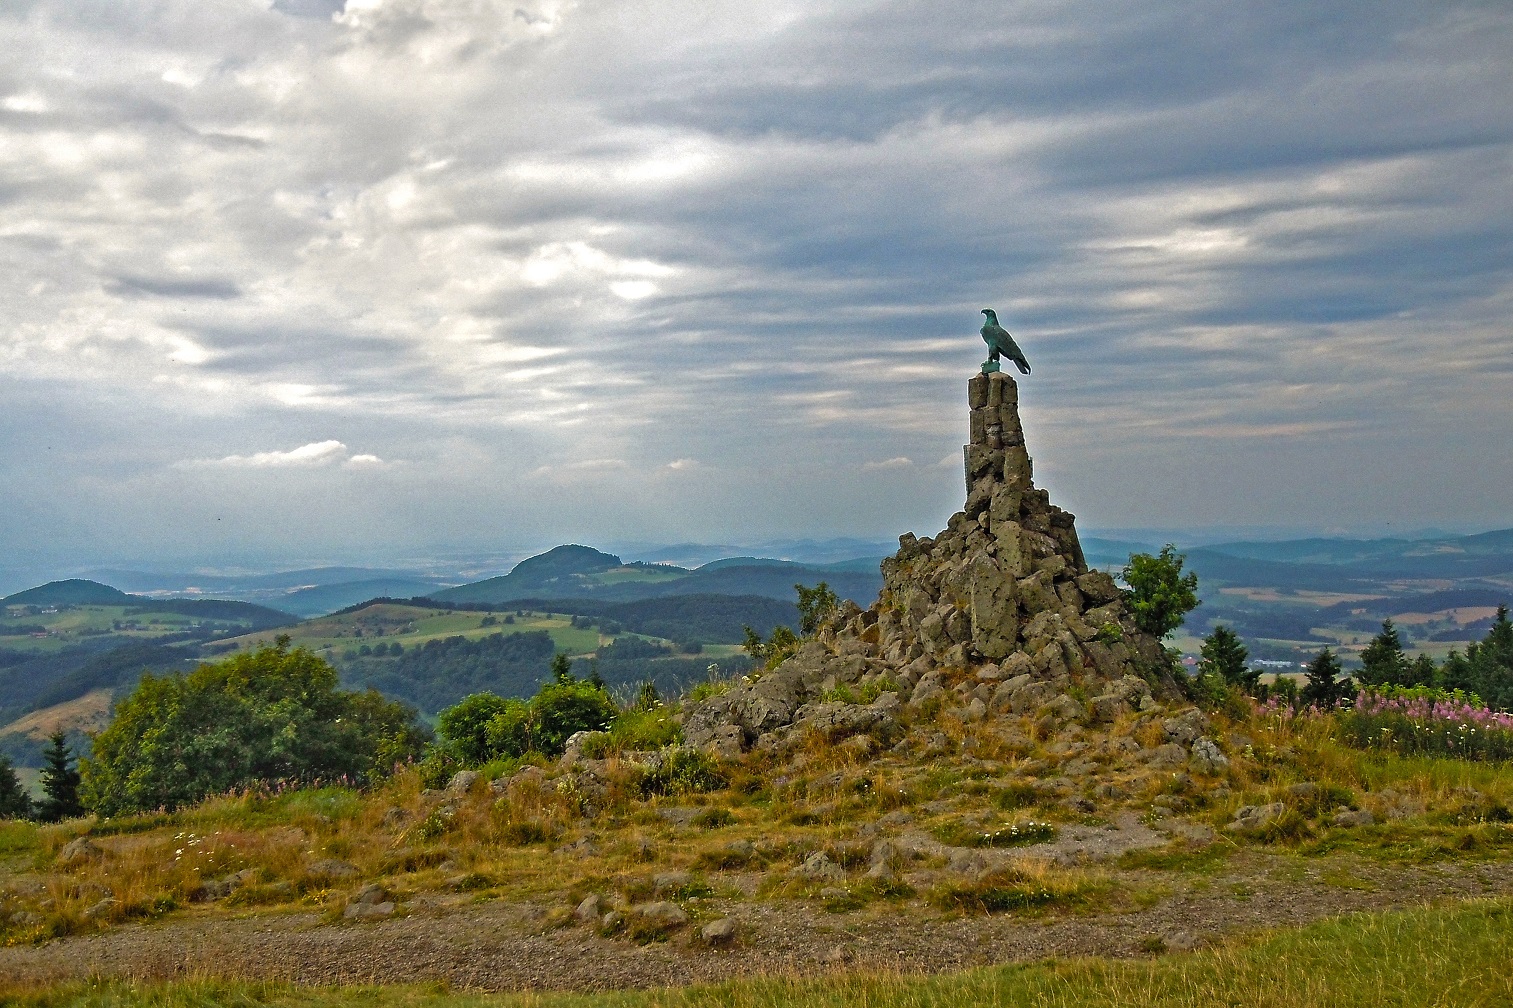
[683,370,1181,759]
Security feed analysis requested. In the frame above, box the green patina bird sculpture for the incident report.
[979,309,1031,375]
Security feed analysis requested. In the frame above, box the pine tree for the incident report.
[1358,619,1408,687]
[1405,653,1438,688]
[36,732,84,822]
[550,652,574,684]
[1301,649,1347,708]
[1465,605,1513,709]
[0,755,31,820]
[1199,626,1250,686]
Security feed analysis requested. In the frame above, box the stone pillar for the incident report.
[964,372,1030,493]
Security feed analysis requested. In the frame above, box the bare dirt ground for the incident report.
[3,852,1510,992]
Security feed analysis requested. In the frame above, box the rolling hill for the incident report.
[433,545,883,606]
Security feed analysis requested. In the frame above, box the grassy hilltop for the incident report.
[3,625,1513,1003]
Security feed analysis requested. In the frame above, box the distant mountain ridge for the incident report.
[433,544,883,606]
[2,580,296,626]
[2,579,133,607]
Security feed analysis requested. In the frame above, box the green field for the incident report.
[586,567,687,586]
[0,605,249,653]
[221,604,615,659]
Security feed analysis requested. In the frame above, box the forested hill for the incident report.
[433,545,883,606]
[338,594,800,646]
[1,580,295,627]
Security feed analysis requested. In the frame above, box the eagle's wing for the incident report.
[994,327,1031,375]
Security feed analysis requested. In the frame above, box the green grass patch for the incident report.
[930,820,1057,848]
[927,865,1104,914]
[1117,841,1233,872]
[0,819,40,855]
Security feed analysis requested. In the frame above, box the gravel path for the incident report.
[3,853,1510,991]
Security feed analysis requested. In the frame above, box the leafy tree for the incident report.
[437,691,513,764]
[37,732,84,822]
[1198,626,1255,689]
[0,754,31,820]
[443,676,618,765]
[1358,620,1409,687]
[531,679,616,754]
[795,582,840,636]
[550,651,574,684]
[1122,545,1200,638]
[81,642,428,816]
[1301,648,1348,708]
[1267,673,1299,707]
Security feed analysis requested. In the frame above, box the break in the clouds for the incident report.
[1,0,1510,569]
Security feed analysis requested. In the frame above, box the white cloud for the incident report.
[187,441,384,468]
[863,457,914,470]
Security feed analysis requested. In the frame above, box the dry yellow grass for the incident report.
[5,681,1513,947]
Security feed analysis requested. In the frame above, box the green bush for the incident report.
[533,680,617,754]
[81,641,429,816]
[581,708,681,758]
[437,692,514,764]
[636,747,727,797]
[437,675,618,764]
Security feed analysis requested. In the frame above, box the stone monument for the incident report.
[683,363,1179,759]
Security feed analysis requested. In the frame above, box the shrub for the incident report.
[581,708,681,758]
[437,692,514,764]
[636,747,727,797]
[532,680,617,754]
[440,677,618,764]
[81,641,429,816]
[1122,545,1200,638]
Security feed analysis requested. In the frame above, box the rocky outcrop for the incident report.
[683,370,1177,756]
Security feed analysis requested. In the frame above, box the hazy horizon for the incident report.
[4,521,1509,599]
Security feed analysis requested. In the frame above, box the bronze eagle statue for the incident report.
[980,309,1031,375]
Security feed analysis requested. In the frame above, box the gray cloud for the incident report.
[109,275,242,299]
[0,0,1510,573]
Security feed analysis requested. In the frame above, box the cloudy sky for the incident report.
[3,0,1511,577]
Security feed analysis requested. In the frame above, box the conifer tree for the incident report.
[1464,605,1513,709]
[1301,649,1347,708]
[1199,625,1252,687]
[1405,653,1438,688]
[37,732,84,822]
[0,754,30,820]
[550,652,574,684]
[1358,619,1408,687]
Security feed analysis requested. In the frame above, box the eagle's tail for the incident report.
[1014,358,1031,375]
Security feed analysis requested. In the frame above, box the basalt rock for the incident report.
[683,371,1178,756]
